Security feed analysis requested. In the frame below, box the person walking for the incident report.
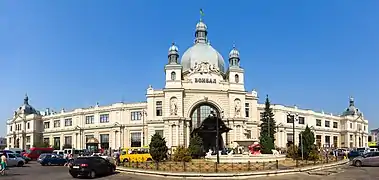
[1,153,7,175]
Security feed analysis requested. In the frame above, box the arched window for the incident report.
[171,71,176,81]
[235,74,239,83]
[190,104,219,130]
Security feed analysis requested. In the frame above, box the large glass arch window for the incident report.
[190,104,219,130]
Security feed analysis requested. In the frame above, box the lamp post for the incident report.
[287,112,299,146]
[214,111,220,164]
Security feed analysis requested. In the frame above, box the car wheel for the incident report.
[89,170,96,179]
[146,158,153,162]
[355,160,362,167]
[123,159,128,163]
[70,173,78,178]
[47,162,52,166]
[17,161,24,167]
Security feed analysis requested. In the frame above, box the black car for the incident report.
[69,156,116,178]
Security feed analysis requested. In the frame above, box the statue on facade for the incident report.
[234,99,241,117]
[170,98,178,116]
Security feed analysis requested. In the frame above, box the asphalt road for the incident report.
[1,161,378,180]
[0,161,158,180]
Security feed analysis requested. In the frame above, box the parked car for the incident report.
[4,153,25,167]
[352,151,379,166]
[40,154,67,166]
[37,153,54,163]
[348,151,362,160]
[69,156,116,178]
[14,153,30,164]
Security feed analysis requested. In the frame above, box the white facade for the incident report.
[5,19,369,150]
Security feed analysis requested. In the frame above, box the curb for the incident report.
[116,160,349,179]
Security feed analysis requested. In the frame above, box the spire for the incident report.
[24,93,29,105]
[168,42,179,64]
[229,44,240,67]
[195,9,208,44]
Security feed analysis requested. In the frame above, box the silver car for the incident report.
[352,151,379,167]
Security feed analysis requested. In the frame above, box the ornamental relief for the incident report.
[189,62,220,75]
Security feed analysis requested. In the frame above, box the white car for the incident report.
[6,153,25,167]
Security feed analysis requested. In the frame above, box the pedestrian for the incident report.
[1,153,7,175]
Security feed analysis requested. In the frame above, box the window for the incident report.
[364,125,366,131]
[287,133,294,145]
[26,136,30,143]
[316,135,322,147]
[333,122,338,128]
[131,111,142,121]
[10,126,12,131]
[100,134,109,149]
[358,124,362,131]
[64,136,72,145]
[85,115,94,124]
[44,122,50,129]
[131,132,142,147]
[325,120,330,127]
[64,118,72,126]
[245,103,249,117]
[53,120,60,128]
[155,130,163,137]
[100,114,109,123]
[333,136,338,147]
[350,123,353,129]
[298,117,305,124]
[246,130,252,139]
[171,71,176,81]
[27,122,30,129]
[325,136,330,146]
[156,101,162,116]
[8,154,15,158]
[316,119,322,126]
[43,138,49,144]
[235,74,239,83]
[53,137,60,148]
[287,115,294,123]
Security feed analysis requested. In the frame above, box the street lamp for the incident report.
[287,112,299,146]
[213,110,220,164]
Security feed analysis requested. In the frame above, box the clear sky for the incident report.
[1,0,378,136]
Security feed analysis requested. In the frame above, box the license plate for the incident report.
[73,166,79,169]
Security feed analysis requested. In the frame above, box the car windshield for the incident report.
[14,154,22,157]
[25,150,31,154]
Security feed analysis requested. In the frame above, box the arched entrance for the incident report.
[86,138,99,153]
[190,103,231,152]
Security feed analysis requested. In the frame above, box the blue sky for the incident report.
[0,0,378,136]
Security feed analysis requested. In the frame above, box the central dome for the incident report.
[180,21,225,73]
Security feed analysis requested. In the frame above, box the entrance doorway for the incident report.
[190,103,231,152]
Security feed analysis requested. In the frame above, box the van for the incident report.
[119,147,153,163]
[4,148,23,154]
[53,150,65,156]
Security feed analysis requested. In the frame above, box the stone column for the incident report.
[169,124,172,147]
[186,122,190,147]
[176,124,179,146]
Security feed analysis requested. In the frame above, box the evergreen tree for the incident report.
[299,125,315,159]
[188,134,204,159]
[259,95,276,153]
[259,134,275,154]
[149,133,168,162]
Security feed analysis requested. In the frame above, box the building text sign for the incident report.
[194,78,216,84]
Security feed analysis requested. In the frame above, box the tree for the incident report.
[149,133,168,162]
[259,95,276,153]
[299,125,316,160]
[188,134,204,159]
[259,134,275,154]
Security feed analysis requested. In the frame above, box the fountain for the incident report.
[205,141,286,163]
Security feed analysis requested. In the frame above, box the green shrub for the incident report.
[188,134,204,159]
[149,133,168,162]
[286,145,298,159]
[308,149,321,161]
[173,146,192,162]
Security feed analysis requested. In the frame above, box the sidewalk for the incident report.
[116,159,349,179]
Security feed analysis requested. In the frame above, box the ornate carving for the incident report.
[170,97,178,116]
[234,99,241,117]
[190,62,220,75]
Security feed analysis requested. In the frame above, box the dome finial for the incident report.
[200,8,204,21]
[24,93,29,105]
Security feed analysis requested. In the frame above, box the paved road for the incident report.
[251,164,379,180]
[0,161,156,180]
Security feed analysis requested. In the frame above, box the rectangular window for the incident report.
[53,120,60,128]
[85,115,94,124]
[44,122,50,129]
[64,136,72,146]
[131,132,142,147]
[64,118,72,126]
[325,120,330,127]
[350,123,353,129]
[358,124,362,131]
[26,136,30,143]
[156,101,162,116]
[325,136,330,146]
[287,115,294,123]
[245,103,250,118]
[53,137,60,148]
[316,135,322,147]
[287,133,294,145]
[333,136,338,148]
[333,122,338,128]
[100,114,109,123]
[27,122,30,129]
[246,129,252,139]
[10,126,12,131]
[100,134,110,149]
[316,119,322,126]
[131,111,142,121]
[364,126,366,131]
[155,130,164,137]
[298,117,305,124]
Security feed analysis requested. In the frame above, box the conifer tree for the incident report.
[299,125,315,159]
[149,133,168,162]
[259,95,277,153]
[188,133,204,159]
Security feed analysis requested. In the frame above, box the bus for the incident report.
[23,147,54,160]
